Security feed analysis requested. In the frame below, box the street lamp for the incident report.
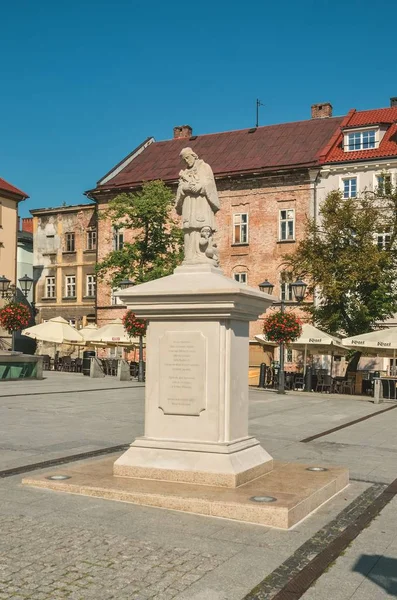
[19,274,34,297]
[259,277,307,394]
[118,279,134,289]
[118,278,145,383]
[0,275,11,297]
[0,274,35,351]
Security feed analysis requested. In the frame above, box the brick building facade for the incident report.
[86,107,343,365]
[31,204,97,327]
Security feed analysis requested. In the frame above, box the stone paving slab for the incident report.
[301,496,397,599]
[1,375,397,599]
[0,475,374,600]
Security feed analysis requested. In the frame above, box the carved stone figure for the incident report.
[175,148,220,265]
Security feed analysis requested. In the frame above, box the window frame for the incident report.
[233,272,248,284]
[342,177,357,199]
[280,272,293,302]
[233,213,249,245]
[45,276,56,298]
[86,274,96,297]
[375,172,392,196]
[376,231,391,251]
[86,229,97,251]
[111,288,124,306]
[65,275,76,298]
[112,228,124,251]
[279,208,295,242]
[345,129,377,152]
[65,232,75,252]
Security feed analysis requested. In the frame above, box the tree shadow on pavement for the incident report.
[353,555,397,597]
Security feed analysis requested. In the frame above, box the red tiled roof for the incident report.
[323,107,397,163]
[92,117,344,191]
[0,177,28,199]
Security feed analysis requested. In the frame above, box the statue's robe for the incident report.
[175,159,219,229]
[175,160,220,263]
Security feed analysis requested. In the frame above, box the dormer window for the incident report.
[346,129,376,151]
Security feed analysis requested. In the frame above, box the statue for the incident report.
[175,148,220,266]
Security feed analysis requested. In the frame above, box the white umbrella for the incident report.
[254,334,277,347]
[73,323,98,346]
[22,316,84,344]
[88,318,140,347]
[343,328,397,374]
[290,324,346,376]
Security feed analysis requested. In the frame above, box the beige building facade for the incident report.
[31,204,97,327]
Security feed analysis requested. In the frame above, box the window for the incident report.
[343,178,357,199]
[279,209,295,241]
[86,274,96,297]
[45,276,56,298]
[111,288,124,305]
[285,348,293,363]
[234,272,247,284]
[65,232,75,252]
[113,228,124,251]
[347,130,376,151]
[376,174,392,196]
[233,213,248,244]
[87,230,96,250]
[280,272,293,301]
[376,231,391,251]
[65,275,76,298]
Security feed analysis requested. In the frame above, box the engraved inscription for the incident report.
[159,331,206,416]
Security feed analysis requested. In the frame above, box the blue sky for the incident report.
[2,0,396,218]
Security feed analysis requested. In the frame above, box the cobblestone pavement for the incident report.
[0,514,225,600]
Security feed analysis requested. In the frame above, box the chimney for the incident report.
[390,97,397,107]
[22,218,33,233]
[311,103,333,119]
[173,125,193,139]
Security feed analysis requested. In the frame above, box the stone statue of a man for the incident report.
[175,148,220,266]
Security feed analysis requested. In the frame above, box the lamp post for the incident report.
[119,278,145,383]
[259,278,307,394]
[0,274,35,351]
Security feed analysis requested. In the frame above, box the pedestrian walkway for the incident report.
[301,495,397,599]
[0,373,396,599]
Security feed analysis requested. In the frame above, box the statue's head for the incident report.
[180,147,198,168]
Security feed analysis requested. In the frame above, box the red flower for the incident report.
[0,302,31,333]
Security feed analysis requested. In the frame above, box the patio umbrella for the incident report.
[22,316,84,344]
[343,328,397,374]
[289,324,346,376]
[88,318,140,348]
[254,334,277,347]
[73,324,99,346]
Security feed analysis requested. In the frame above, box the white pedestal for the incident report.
[114,265,275,487]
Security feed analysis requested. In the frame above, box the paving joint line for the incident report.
[0,444,130,478]
[243,479,397,600]
[300,403,397,443]
[0,385,144,398]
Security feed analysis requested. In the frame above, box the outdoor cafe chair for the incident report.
[316,374,332,393]
[341,376,355,395]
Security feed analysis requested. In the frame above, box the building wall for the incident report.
[317,158,397,220]
[0,193,18,347]
[32,205,97,327]
[95,170,312,364]
[17,238,33,303]
[0,194,18,284]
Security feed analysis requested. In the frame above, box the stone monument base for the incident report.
[113,436,273,487]
[22,457,349,529]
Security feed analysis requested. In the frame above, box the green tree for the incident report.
[285,189,397,338]
[96,180,183,288]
